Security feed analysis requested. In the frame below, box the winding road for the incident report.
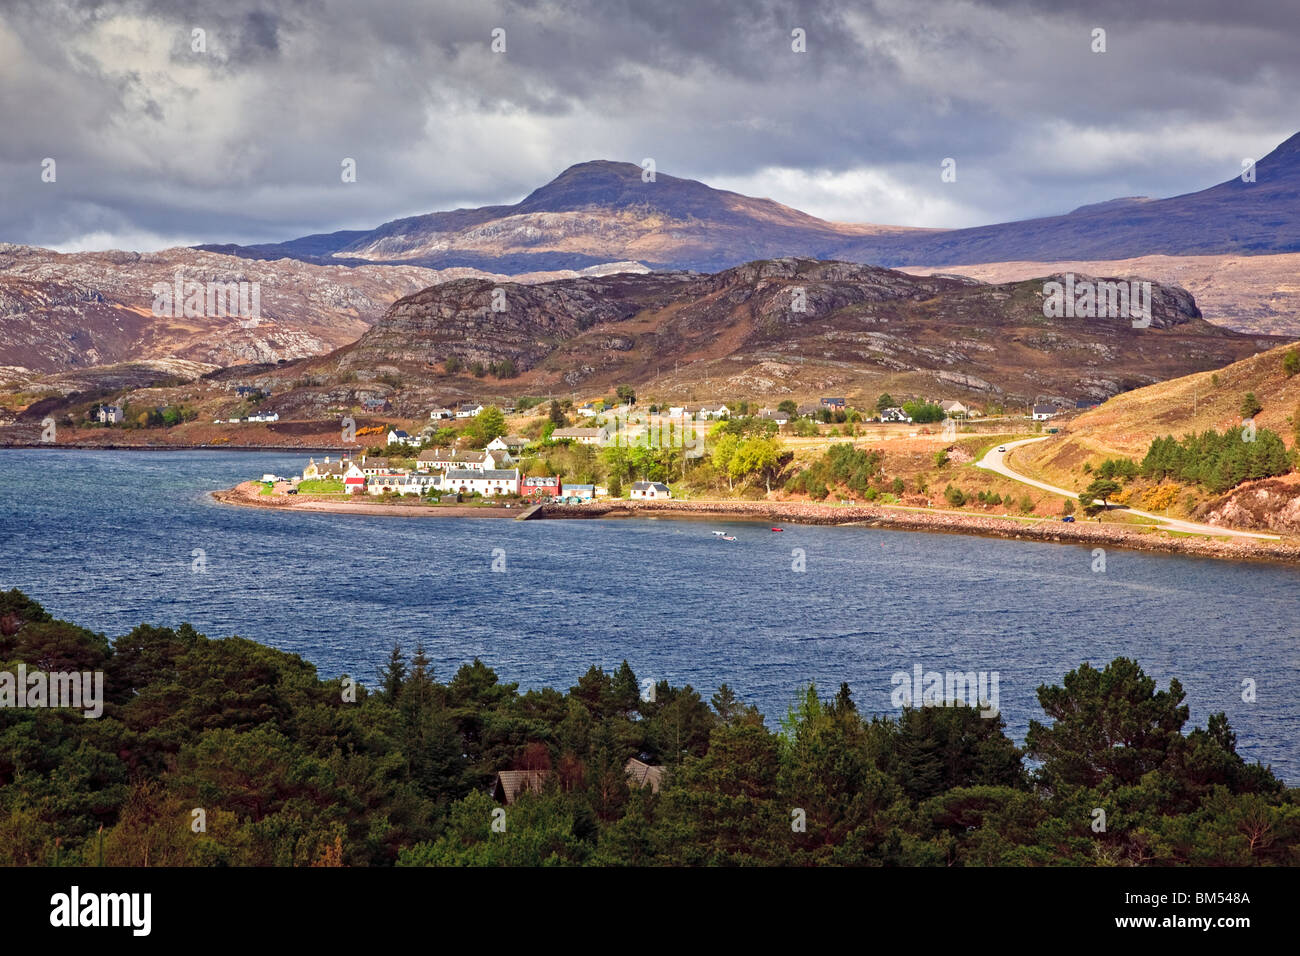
[976,437,1281,541]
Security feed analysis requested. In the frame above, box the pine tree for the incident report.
[379,642,407,701]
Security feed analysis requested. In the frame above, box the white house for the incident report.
[880,407,912,423]
[456,404,485,419]
[96,404,125,424]
[303,456,359,480]
[1032,404,1060,421]
[442,468,520,496]
[630,481,671,499]
[344,470,367,494]
[407,473,442,493]
[415,448,505,472]
[367,471,441,495]
[417,449,459,471]
[387,429,417,446]
[697,404,730,420]
[758,408,790,425]
[366,471,414,495]
[939,400,969,419]
[485,437,516,463]
[551,426,610,446]
[428,407,454,420]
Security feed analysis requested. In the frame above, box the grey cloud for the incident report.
[0,0,1295,248]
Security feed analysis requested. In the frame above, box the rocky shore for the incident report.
[213,481,1300,563]
[536,499,1300,564]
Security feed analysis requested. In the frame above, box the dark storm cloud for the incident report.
[0,0,1295,250]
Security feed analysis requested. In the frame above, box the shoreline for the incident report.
[213,482,1300,564]
[2,441,351,453]
[211,482,523,518]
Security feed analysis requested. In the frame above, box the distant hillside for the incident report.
[0,245,450,374]
[201,160,919,273]
[904,252,1300,337]
[840,132,1300,265]
[205,134,1300,275]
[254,257,1281,420]
[1017,341,1300,533]
[1024,341,1300,463]
[0,245,650,374]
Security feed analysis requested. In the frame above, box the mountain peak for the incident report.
[517,160,716,215]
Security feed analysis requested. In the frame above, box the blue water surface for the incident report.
[0,448,1295,782]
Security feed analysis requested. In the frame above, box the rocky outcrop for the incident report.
[1198,477,1300,533]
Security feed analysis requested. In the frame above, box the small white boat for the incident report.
[721,535,736,541]
[711,530,727,536]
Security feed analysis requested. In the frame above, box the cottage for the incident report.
[366,469,417,495]
[493,770,549,805]
[428,406,454,420]
[443,468,520,497]
[484,437,515,464]
[820,397,847,409]
[879,407,912,423]
[303,457,349,480]
[551,426,609,446]
[95,404,125,425]
[562,483,595,502]
[456,404,485,419]
[796,403,821,418]
[630,481,671,499]
[1032,404,1060,421]
[416,448,456,471]
[361,397,391,412]
[501,434,528,453]
[387,428,417,446]
[521,475,561,498]
[939,400,969,419]
[408,473,442,493]
[624,758,667,794]
[757,408,790,426]
[697,404,730,420]
[360,456,391,476]
[416,448,497,472]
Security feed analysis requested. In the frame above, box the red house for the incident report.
[521,475,561,498]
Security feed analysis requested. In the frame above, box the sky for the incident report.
[1,0,1296,252]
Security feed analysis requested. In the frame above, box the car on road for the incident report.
[997,446,1007,453]
[1061,515,1074,522]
